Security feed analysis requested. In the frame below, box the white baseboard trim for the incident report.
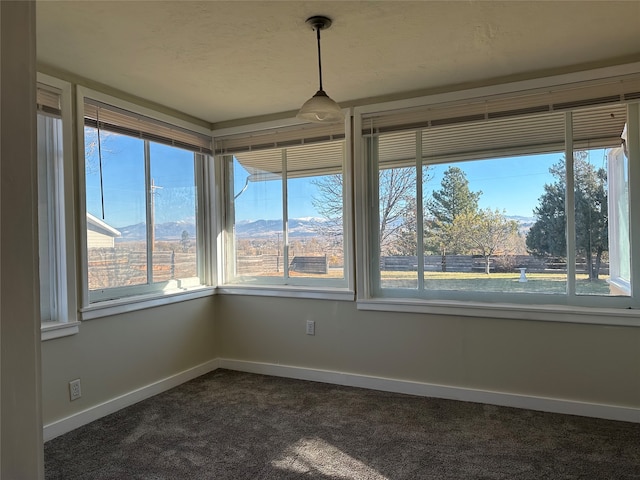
[218,358,640,424]
[43,358,220,441]
[43,357,639,441]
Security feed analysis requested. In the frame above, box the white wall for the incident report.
[40,286,640,440]
[0,2,44,477]
[42,298,216,429]
[215,296,640,415]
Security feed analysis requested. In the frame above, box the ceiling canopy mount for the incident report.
[305,15,332,31]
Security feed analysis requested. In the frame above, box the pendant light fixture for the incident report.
[297,16,344,124]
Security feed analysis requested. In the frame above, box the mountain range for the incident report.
[117,221,196,242]
[116,217,325,241]
[117,215,535,241]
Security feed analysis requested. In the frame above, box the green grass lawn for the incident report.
[256,268,611,296]
[380,271,610,295]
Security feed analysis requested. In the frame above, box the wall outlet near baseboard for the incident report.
[69,379,82,401]
[306,320,315,336]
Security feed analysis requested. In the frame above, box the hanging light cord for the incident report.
[96,110,106,219]
[316,25,323,92]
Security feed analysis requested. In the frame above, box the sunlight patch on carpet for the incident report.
[272,437,389,479]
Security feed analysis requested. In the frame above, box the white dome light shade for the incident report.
[297,89,344,123]
[297,16,343,124]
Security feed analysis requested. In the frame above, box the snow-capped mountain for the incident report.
[117,215,534,241]
[507,215,535,234]
[235,217,327,238]
[117,217,327,241]
[117,221,196,241]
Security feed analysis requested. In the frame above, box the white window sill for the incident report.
[81,286,215,320]
[217,285,355,302]
[357,298,640,327]
[41,321,80,341]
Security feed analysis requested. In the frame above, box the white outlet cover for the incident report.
[69,379,82,401]
[306,320,315,335]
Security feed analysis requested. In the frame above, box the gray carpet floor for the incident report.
[45,369,640,479]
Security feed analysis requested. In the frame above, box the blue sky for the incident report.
[440,153,560,218]
[232,152,569,222]
[233,160,322,222]
[85,130,196,229]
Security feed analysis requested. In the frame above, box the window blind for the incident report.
[84,98,212,154]
[368,75,638,167]
[215,121,346,179]
[232,140,345,180]
[37,84,62,117]
[364,74,640,133]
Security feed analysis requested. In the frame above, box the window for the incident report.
[215,119,352,296]
[37,77,79,339]
[358,75,640,312]
[80,90,213,309]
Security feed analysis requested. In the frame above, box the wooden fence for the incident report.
[236,255,329,276]
[380,255,609,274]
[87,248,197,289]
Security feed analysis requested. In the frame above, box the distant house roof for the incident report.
[86,212,121,237]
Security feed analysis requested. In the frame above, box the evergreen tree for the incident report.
[526,151,608,280]
[426,166,481,224]
[526,179,566,258]
[425,166,482,265]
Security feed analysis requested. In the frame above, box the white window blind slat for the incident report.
[84,99,212,154]
[364,74,640,133]
[370,87,631,168]
[36,84,62,117]
[233,140,345,180]
[215,122,345,154]
[216,122,346,179]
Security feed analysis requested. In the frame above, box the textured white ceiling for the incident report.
[36,1,640,125]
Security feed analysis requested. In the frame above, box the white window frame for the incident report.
[77,87,215,319]
[213,114,355,301]
[37,74,80,340]
[354,63,640,326]
[606,141,630,296]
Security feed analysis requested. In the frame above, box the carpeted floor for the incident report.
[45,369,640,479]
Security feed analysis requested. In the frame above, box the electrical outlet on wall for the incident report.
[306,320,315,336]
[69,379,82,401]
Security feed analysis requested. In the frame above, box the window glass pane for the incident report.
[225,136,347,286]
[230,152,284,280]
[377,132,418,289]
[606,144,631,295]
[572,149,611,295]
[572,105,629,296]
[379,166,419,289]
[287,142,344,280]
[373,112,577,296]
[85,127,147,290]
[149,142,199,285]
[423,154,565,294]
[522,154,568,294]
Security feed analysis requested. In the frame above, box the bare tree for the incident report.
[84,127,116,175]
[310,174,344,238]
[378,168,417,254]
[311,167,421,255]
